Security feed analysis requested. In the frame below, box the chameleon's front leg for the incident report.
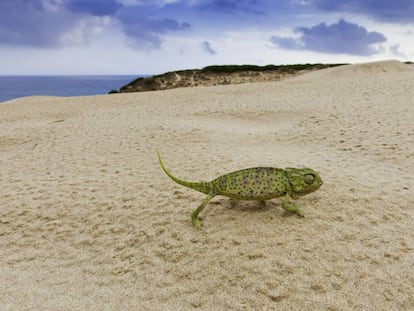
[191,193,215,229]
[282,194,304,217]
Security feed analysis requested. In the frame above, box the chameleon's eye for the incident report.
[304,174,315,185]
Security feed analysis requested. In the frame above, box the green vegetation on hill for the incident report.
[114,63,349,94]
[200,63,347,73]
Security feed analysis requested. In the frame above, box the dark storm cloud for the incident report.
[309,0,414,23]
[271,19,386,56]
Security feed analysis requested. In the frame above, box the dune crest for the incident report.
[295,59,414,81]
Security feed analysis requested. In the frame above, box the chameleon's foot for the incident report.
[282,195,304,217]
[283,204,305,217]
[283,204,304,217]
[294,207,304,218]
[191,213,202,229]
[191,193,215,229]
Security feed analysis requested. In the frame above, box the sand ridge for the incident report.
[1,60,413,310]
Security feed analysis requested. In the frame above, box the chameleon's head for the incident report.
[285,167,323,198]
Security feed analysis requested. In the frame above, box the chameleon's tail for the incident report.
[157,149,213,195]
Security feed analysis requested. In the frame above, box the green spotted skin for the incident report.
[212,167,290,200]
[157,150,323,229]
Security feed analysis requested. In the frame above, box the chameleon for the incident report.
[157,150,323,229]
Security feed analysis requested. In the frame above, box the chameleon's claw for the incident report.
[191,214,201,229]
[282,195,304,217]
[296,209,304,218]
[191,193,214,229]
[283,207,304,217]
[282,206,304,217]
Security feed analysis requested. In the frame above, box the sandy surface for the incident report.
[1,60,413,310]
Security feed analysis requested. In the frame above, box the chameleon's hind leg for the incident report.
[191,193,215,229]
[282,194,304,217]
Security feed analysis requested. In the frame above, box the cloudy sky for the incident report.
[1,0,413,75]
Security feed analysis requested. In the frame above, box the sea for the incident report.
[0,75,140,103]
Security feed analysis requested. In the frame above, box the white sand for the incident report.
[1,60,413,310]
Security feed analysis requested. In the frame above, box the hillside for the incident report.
[116,63,346,93]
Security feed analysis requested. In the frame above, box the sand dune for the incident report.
[295,59,414,81]
[1,60,413,310]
